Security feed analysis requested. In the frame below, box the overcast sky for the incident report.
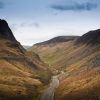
[0,0,100,45]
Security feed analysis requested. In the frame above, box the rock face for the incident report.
[76,29,100,45]
[0,19,25,53]
[0,19,16,41]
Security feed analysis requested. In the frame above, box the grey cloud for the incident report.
[50,1,98,11]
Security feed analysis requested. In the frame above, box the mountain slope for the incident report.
[28,36,79,69]
[54,29,100,100]
[34,36,79,46]
[0,19,51,100]
[75,29,100,45]
[29,29,100,100]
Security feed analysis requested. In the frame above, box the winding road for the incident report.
[40,76,59,100]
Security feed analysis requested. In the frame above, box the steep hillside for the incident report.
[76,29,100,45]
[28,36,79,69]
[54,29,100,100]
[29,29,100,100]
[0,19,51,100]
[34,36,79,46]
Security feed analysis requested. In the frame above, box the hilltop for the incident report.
[34,36,79,46]
[75,29,100,45]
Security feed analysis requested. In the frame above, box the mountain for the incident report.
[29,29,100,100]
[34,36,79,46]
[23,45,31,49]
[28,36,79,69]
[0,19,51,100]
[75,29,100,45]
[54,29,100,100]
[0,19,17,41]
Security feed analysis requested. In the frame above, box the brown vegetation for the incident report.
[29,29,100,100]
[0,19,51,100]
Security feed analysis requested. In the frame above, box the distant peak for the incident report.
[0,19,9,29]
[34,36,79,46]
[0,19,8,24]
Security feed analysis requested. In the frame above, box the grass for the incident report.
[0,38,52,100]
[29,39,100,100]
[54,67,100,100]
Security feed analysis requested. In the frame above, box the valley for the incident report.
[0,19,100,100]
[40,75,59,100]
[29,29,100,100]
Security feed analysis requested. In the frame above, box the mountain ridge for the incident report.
[0,19,17,41]
[29,29,100,100]
[0,19,51,100]
[75,29,100,45]
[34,36,79,46]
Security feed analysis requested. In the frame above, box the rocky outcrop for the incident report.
[0,19,17,41]
[76,29,100,45]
